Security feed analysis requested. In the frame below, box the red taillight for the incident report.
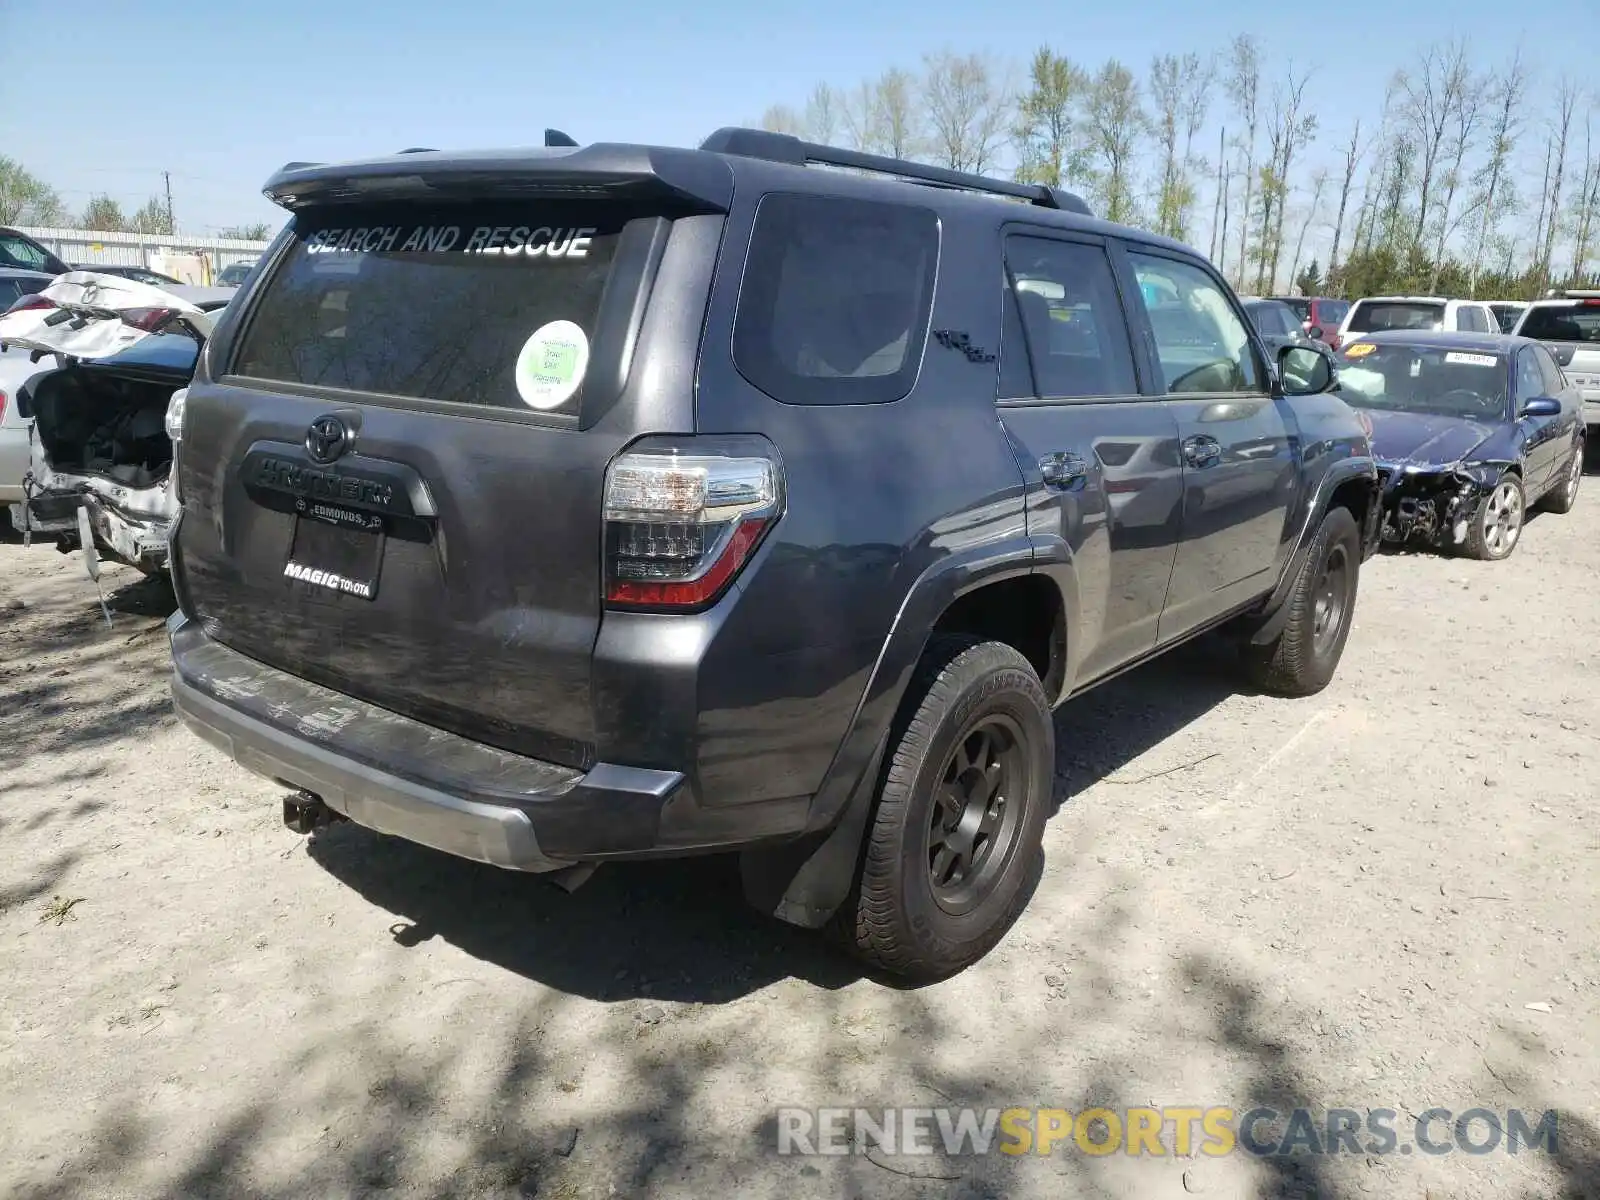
[0,390,7,422]
[4,292,53,316]
[1583,299,1600,308]
[122,306,180,332]
[602,449,782,611]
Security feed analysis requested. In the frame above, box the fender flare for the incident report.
[740,536,1064,929]
[1249,455,1378,646]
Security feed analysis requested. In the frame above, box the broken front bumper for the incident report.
[1375,462,1493,549]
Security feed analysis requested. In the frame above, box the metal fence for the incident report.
[15,226,274,280]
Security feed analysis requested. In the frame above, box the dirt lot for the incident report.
[2,475,1599,1200]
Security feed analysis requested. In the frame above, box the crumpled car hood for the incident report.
[0,271,214,361]
[1364,409,1495,467]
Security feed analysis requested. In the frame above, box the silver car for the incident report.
[0,267,59,504]
[1511,291,1600,431]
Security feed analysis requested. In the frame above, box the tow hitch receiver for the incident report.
[282,791,346,834]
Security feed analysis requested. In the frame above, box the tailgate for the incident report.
[175,195,714,769]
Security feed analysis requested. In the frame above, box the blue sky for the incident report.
[0,0,1587,261]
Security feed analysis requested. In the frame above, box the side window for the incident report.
[0,235,48,271]
[1462,306,1491,333]
[732,193,939,406]
[1535,347,1566,396]
[1128,252,1264,394]
[1515,349,1545,403]
[1000,236,1137,399]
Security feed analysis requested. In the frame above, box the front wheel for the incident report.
[839,637,1053,981]
[1465,473,1525,560]
[1242,505,1361,697]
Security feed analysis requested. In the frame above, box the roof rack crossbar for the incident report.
[698,127,1092,217]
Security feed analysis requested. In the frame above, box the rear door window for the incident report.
[230,202,649,413]
[1346,300,1445,334]
[0,234,49,272]
[1517,304,1600,343]
[1536,346,1568,394]
[732,193,938,405]
[1000,236,1137,399]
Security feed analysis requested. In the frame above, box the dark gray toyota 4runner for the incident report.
[167,129,1379,979]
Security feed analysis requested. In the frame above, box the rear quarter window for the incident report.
[1346,301,1445,333]
[229,203,647,413]
[732,193,938,406]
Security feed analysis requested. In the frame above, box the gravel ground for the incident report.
[2,467,1599,1200]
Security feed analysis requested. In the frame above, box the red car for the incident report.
[1271,296,1350,350]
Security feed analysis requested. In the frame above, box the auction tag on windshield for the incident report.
[1343,342,1376,358]
[1445,351,1498,367]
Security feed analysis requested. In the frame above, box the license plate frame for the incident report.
[283,500,385,601]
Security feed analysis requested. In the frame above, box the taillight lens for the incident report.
[3,292,52,316]
[164,387,188,444]
[123,307,180,332]
[0,390,7,422]
[603,449,782,610]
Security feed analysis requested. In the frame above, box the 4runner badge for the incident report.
[932,330,996,364]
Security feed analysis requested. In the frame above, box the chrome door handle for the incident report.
[1039,451,1088,490]
[1182,435,1222,468]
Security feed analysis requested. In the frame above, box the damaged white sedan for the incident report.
[0,272,224,574]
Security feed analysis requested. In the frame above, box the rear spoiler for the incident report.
[262,144,736,213]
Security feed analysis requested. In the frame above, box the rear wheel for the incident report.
[839,637,1053,980]
[1465,473,1525,560]
[1539,444,1583,515]
[1242,505,1360,697]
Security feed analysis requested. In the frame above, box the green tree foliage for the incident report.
[81,194,129,233]
[0,157,63,225]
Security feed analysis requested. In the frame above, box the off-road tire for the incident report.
[838,636,1053,981]
[1539,443,1583,515]
[1464,472,1525,561]
[1243,505,1361,697]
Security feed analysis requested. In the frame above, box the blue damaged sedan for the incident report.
[1334,331,1586,560]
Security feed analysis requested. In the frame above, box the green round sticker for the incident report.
[515,319,589,410]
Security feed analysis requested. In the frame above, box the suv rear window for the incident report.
[1281,298,1311,321]
[1517,303,1600,343]
[230,203,637,412]
[1346,300,1444,333]
[1315,299,1348,325]
[732,193,938,406]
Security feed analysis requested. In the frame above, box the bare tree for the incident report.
[1289,169,1329,294]
[1538,81,1578,289]
[1468,50,1529,295]
[760,104,806,136]
[876,68,922,160]
[1327,119,1367,284]
[1259,65,1317,291]
[840,80,882,152]
[1084,59,1147,225]
[805,83,841,145]
[1396,40,1475,249]
[1228,36,1262,286]
[1425,61,1485,290]
[1211,125,1228,267]
[922,51,1011,173]
[1531,136,1556,281]
[1145,53,1211,240]
[1570,112,1600,283]
[1012,47,1088,187]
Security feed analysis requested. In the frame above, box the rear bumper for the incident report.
[168,613,805,870]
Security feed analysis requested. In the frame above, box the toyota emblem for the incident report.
[305,415,350,464]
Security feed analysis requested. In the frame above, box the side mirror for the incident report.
[1518,396,1561,418]
[1278,344,1333,396]
[1308,325,1324,341]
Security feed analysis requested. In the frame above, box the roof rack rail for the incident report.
[1547,288,1600,299]
[699,127,1093,217]
[397,147,437,155]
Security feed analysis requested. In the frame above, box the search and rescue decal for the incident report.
[304,225,597,258]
